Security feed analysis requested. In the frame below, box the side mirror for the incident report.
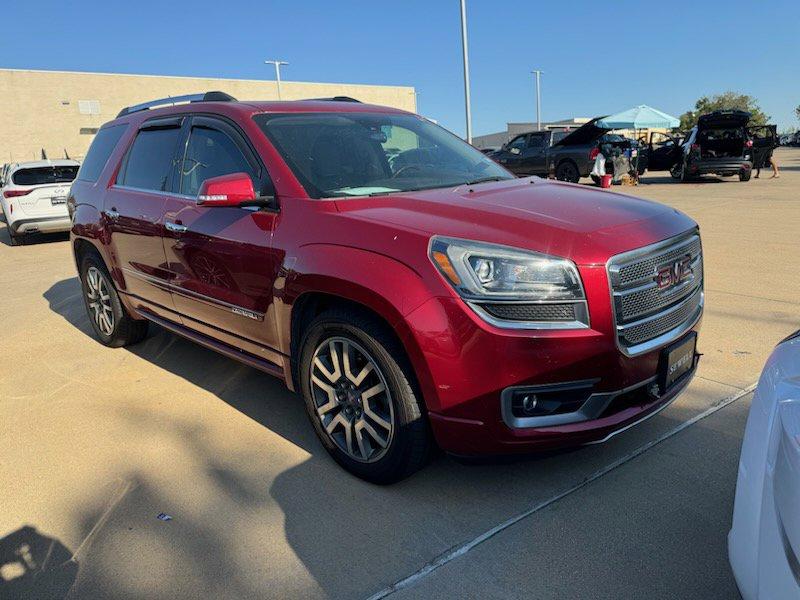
[197,172,256,207]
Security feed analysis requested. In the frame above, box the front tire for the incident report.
[298,309,432,483]
[739,169,751,182]
[555,161,580,183]
[80,253,148,347]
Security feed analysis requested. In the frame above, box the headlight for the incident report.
[429,236,588,329]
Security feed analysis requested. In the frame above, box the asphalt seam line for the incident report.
[365,383,757,600]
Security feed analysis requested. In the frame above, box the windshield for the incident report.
[253,112,513,198]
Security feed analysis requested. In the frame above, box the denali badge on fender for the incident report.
[231,307,261,321]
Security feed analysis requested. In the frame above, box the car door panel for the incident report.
[519,133,548,175]
[647,132,682,172]
[104,118,184,317]
[161,116,283,354]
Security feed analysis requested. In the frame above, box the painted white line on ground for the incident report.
[366,383,757,600]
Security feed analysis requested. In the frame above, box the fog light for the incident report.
[522,394,539,415]
[507,384,595,419]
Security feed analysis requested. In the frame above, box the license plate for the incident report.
[51,197,67,205]
[660,333,696,391]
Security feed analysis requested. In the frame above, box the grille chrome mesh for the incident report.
[620,289,703,346]
[618,260,703,321]
[609,232,704,351]
[617,237,702,288]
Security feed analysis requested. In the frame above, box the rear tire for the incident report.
[739,169,751,182]
[298,309,432,484]
[555,161,580,183]
[9,231,21,246]
[79,253,148,347]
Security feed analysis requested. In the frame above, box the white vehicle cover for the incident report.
[729,331,800,599]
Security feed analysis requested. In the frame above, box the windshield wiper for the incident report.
[463,176,508,186]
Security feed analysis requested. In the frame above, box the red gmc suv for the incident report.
[69,92,703,483]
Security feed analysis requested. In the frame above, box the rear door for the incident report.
[105,116,183,317]
[161,115,283,354]
[748,125,777,169]
[647,132,682,171]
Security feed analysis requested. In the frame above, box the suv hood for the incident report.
[697,110,750,129]
[552,117,611,147]
[334,178,696,265]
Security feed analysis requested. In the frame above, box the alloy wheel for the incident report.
[85,266,114,336]
[309,337,395,463]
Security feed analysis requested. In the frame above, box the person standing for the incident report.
[755,136,780,178]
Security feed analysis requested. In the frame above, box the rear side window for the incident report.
[118,126,182,192]
[13,166,79,186]
[77,124,127,182]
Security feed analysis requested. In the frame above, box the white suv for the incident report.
[1,159,79,245]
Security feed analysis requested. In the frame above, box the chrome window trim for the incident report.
[606,230,704,357]
[112,184,195,200]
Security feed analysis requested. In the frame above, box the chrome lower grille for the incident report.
[608,231,704,355]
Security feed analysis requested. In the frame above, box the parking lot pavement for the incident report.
[1,148,798,599]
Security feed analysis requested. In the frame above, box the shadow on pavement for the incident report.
[40,276,737,598]
[0,526,77,600]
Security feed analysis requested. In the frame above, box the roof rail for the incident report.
[116,91,237,118]
[305,96,362,103]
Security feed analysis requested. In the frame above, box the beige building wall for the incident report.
[0,68,417,162]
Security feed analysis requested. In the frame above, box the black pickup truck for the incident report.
[488,117,642,182]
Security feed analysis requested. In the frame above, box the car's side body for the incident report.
[729,331,800,599]
[70,96,703,480]
[1,159,79,240]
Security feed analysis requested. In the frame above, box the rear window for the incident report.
[77,124,127,182]
[117,126,182,192]
[12,166,79,186]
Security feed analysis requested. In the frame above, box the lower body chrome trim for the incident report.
[121,266,265,321]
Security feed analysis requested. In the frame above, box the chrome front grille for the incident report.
[608,232,704,355]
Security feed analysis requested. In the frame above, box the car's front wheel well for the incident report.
[289,293,417,395]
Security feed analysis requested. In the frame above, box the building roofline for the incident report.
[0,67,415,91]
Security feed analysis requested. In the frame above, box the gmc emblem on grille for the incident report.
[656,255,693,290]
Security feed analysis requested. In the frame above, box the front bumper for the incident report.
[402,293,701,456]
[10,215,72,235]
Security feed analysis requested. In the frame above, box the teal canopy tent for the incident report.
[596,105,680,129]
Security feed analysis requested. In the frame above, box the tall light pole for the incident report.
[264,60,289,100]
[459,0,472,143]
[531,70,543,131]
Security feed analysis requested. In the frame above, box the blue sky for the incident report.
[2,0,798,135]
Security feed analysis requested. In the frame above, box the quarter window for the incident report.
[117,126,182,192]
[78,124,127,182]
[179,126,256,197]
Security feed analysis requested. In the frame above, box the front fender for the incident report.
[280,244,438,405]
